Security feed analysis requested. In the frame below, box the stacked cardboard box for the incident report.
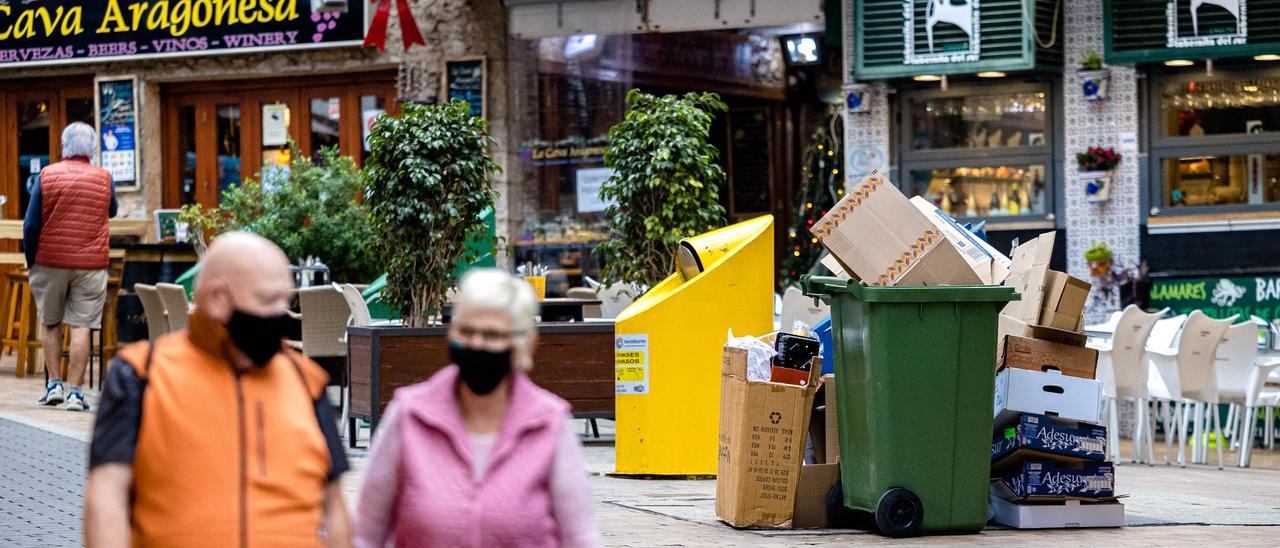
[989,233,1123,529]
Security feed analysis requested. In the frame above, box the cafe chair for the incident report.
[1239,348,1280,467]
[1145,314,1188,464]
[297,286,351,360]
[1148,311,1236,469]
[566,287,603,319]
[156,283,192,332]
[1215,320,1263,459]
[1092,305,1166,464]
[134,284,170,339]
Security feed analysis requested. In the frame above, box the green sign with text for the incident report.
[1148,275,1280,322]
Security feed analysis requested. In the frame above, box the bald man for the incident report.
[84,233,352,547]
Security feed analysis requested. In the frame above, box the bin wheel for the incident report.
[874,487,923,538]
[825,482,857,528]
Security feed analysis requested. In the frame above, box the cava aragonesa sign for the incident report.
[0,0,367,67]
[1106,0,1280,64]
[852,0,1063,80]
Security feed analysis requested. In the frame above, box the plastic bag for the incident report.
[726,329,776,382]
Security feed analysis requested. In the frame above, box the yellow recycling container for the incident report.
[614,215,774,475]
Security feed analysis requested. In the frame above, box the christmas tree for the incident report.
[780,110,844,287]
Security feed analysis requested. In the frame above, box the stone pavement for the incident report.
[2,367,1280,546]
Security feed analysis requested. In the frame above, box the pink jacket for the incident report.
[393,365,571,547]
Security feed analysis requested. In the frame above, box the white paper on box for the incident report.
[994,368,1103,424]
[989,497,1124,529]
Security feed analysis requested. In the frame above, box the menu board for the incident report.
[729,109,772,214]
[444,58,485,118]
[96,77,139,189]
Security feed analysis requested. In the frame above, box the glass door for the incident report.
[163,94,251,209]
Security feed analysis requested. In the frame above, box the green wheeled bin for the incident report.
[801,275,1017,537]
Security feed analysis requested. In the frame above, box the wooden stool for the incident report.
[1,271,40,378]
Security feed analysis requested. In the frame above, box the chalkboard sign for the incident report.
[729,109,772,214]
[95,76,140,190]
[443,58,486,118]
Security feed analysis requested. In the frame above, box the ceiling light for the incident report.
[913,74,942,82]
[1255,54,1280,61]
[977,71,1006,78]
[1165,59,1194,67]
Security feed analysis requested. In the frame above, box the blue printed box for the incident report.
[993,413,1107,466]
[993,461,1115,502]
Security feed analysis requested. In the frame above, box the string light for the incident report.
[811,238,818,244]
[817,144,824,150]
[832,168,839,175]
[806,202,813,209]
[827,150,834,157]
[794,251,801,257]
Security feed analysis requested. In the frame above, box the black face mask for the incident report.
[226,309,291,367]
[450,342,512,395]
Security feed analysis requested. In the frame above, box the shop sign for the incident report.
[575,167,615,214]
[443,58,485,119]
[1148,275,1280,322]
[0,0,366,68]
[1106,0,1280,63]
[519,141,609,167]
[853,0,1060,80]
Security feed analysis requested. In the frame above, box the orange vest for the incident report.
[116,312,332,548]
[36,158,111,269]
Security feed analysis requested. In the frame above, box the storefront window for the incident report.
[909,164,1049,218]
[216,104,241,197]
[1151,72,1280,214]
[1163,78,1280,137]
[910,92,1048,150]
[899,82,1057,222]
[17,99,50,213]
[360,95,386,163]
[177,106,198,205]
[310,97,341,161]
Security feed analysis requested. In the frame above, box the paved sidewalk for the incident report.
[0,419,84,546]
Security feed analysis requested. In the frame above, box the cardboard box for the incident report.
[717,342,821,528]
[992,413,1108,468]
[994,368,1103,424]
[989,497,1124,529]
[823,374,839,463]
[791,463,841,529]
[992,461,1115,502]
[909,196,1012,285]
[1000,335,1099,379]
[820,253,849,278]
[810,171,982,287]
[1039,271,1090,331]
[1001,232,1056,323]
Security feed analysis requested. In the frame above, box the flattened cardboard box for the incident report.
[791,463,840,529]
[1000,335,1099,379]
[988,497,1124,529]
[909,196,1011,285]
[823,374,839,463]
[810,171,981,287]
[717,344,820,528]
[992,413,1108,468]
[993,461,1116,502]
[1039,271,1090,332]
[996,315,1088,361]
[1001,232,1056,323]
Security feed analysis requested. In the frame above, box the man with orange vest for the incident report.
[23,122,118,411]
[84,232,352,547]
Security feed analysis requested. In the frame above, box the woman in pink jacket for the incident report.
[354,269,602,547]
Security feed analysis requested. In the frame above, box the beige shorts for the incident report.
[29,265,108,329]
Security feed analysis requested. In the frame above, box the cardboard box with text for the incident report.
[999,335,1099,379]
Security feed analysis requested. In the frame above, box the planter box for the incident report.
[1078,69,1109,102]
[347,322,617,440]
[1078,170,1112,204]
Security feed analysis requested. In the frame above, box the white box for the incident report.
[994,368,1102,424]
[989,497,1124,529]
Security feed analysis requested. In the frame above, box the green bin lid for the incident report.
[800,275,1019,303]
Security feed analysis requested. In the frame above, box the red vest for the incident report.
[36,158,111,269]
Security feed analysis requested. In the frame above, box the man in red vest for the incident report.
[23,122,118,411]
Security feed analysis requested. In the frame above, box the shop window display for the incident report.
[910,164,1048,218]
[1163,154,1280,207]
[910,92,1048,150]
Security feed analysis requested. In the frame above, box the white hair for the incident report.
[454,267,539,337]
[61,122,97,159]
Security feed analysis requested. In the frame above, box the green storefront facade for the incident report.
[1149,275,1280,322]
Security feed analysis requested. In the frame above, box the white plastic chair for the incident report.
[597,283,637,320]
[1148,311,1237,468]
[1239,322,1280,467]
[1145,314,1187,464]
[1215,320,1262,461]
[779,286,829,334]
[1091,306,1166,464]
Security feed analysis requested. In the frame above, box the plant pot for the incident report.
[1078,69,1110,101]
[1087,259,1113,277]
[1079,170,1113,204]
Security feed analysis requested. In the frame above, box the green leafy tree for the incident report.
[177,145,378,283]
[362,100,500,326]
[781,112,843,287]
[599,90,728,291]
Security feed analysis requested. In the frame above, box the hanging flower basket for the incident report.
[1078,69,1110,102]
[1076,147,1121,204]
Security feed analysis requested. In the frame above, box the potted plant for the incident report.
[598,89,728,293]
[1085,241,1114,277]
[1076,146,1121,203]
[362,100,501,326]
[1090,261,1150,309]
[1078,50,1109,101]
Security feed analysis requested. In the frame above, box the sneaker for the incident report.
[65,390,89,412]
[38,381,64,406]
